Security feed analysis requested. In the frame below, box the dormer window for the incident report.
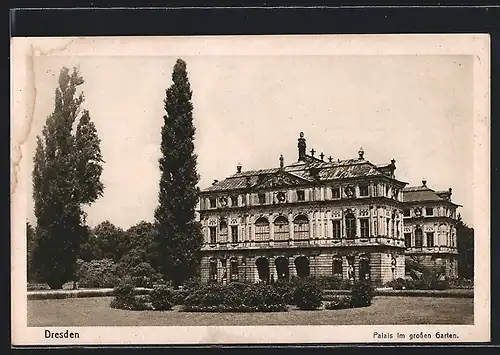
[331,187,340,199]
[426,207,434,216]
[209,198,216,209]
[258,193,266,204]
[359,184,369,197]
[297,190,305,201]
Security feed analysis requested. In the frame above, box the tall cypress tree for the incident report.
[154,59,203,287]
[32,67,104,289]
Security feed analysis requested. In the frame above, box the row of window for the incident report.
[403,206,456,218]
[404,229,456,248]
[207,213,400,244]
[205,184,400,209]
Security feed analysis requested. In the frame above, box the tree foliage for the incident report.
[31,67,104,289]
[154,59,203,287]
[456,213,474,279]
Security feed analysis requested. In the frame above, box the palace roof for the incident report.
[202,154,406,193]
[403,183,461,206]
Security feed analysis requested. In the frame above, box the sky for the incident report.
[26,54,474,229]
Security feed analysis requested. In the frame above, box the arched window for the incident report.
[293,214,309,240]
[415,228,423,247]
[332,256,343,276]
[359,254,371,280]
[230,258,239,281]
[219,220,228,242]
[273,216,289,241]
[209,258,217,281]
[255,217,270,242]
[345,212,356,239]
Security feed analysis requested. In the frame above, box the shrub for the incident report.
[110,281,147,310]
[325,295,352,310]
[350,280,374,308]
[272,280,295,305]
[292,277,323,310]
[386,278,416,290]
[183,282,287,312]
[315,275,352,290]
[150,285,175,310]
[76,258,121,289]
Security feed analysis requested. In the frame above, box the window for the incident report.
[403,209,410,217]
[426,207,434,216]
[360,219,369,238]
[385,185,389,196]
[359,255,371,280]
[332,220,341,239]
[293,215,309,240]
[345,213,356,238]
[404,233,412,247]
[219,221,228,242]
[209,198,216,208]
[255,217,270,242]
[273,216,289,241]
[331,187,340,199]
[258,193,266,204]
[231,195,238,207]
[231,226,238,243]
[359,184,369,197]
[230,259,239,281]
[209,259,217,281]
[209,227,217,244]
[396,221,400,238]
[426,232,434,247]
[332,257,342,275]
[415,228,423,248]
[297,190,305,201]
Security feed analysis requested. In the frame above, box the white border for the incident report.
[11,34,491,345]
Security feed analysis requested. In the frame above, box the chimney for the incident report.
[422,178,427,187]
[279,154,284,168]
[212,179,219,186]
[320,152,324,161]
[297,132,306,161]
[236,162,242,173]
[358,147,364,160]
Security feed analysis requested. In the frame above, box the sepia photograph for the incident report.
[10,34,490,345]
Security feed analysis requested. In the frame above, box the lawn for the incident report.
[27,296,474,327]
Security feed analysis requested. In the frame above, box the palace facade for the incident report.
[402,182,460,277]
[198,133,411,285]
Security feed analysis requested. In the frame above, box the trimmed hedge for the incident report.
[182,282,288,312]
[110,283,153,311]
[325,295,352,310]
[292,277,323,310]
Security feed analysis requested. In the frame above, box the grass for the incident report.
[27,296,473,327]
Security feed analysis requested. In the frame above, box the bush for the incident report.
[447,277,473,289]
[149,285,175,310]
[325,295,353,310]
[315,275,352,290]
[76,258,121,289]
[110,281,151,310]
[292,277,323,310]
[386,278,416,290]
[183,282,287,312]
[350,280,374,308]
[272,280,296,305]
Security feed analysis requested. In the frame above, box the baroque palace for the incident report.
[198,133,460,285]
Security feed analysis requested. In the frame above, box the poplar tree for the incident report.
[154,59,203,287]
[32,67,104,289]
